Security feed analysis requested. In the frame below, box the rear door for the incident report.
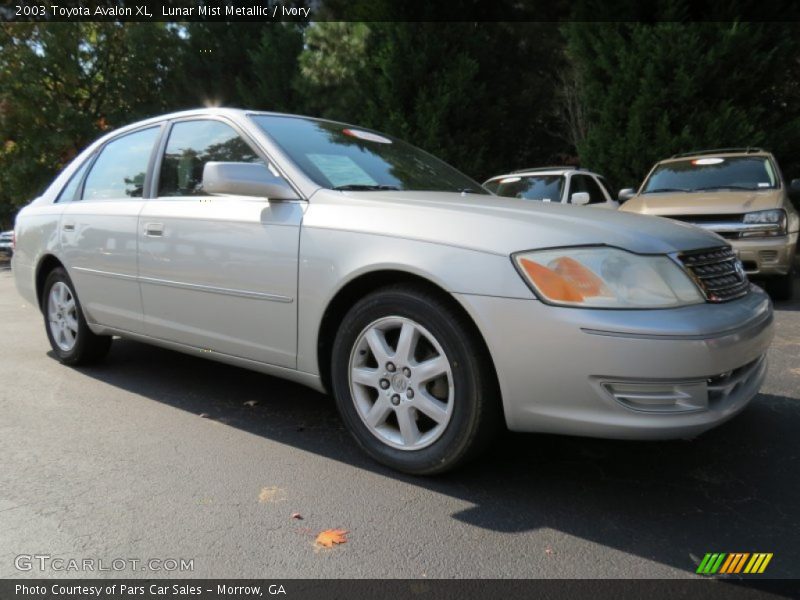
[60,125,162,332]
[137,118,302,368]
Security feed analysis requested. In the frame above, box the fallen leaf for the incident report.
[258,486,287,503]
[545,546,554,555]
[243,400,259,407]
[315,529,348,548]
[199,413,210,418]
[290,512,303,520]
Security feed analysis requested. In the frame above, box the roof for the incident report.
[661,147,773,163]
[484,166,598,182]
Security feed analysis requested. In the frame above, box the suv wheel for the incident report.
[43,267,112,365]
[331,284,500,475]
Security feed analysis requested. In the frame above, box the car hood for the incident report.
[620,189,783,216]
[307,190,725,255]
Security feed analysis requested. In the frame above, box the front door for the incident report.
[137,118,302,368]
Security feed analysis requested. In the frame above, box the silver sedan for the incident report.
[12,109,773,474]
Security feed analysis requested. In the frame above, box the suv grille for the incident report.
[669,214,743,239]
[679,246,749,302]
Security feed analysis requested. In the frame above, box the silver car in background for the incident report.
[483,166,619,208]
[12,109,773,474]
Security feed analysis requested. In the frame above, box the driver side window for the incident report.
[158,120,263,197]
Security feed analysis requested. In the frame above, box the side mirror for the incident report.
[789,179,800,200]
[570,192,590,206]
[202,162,299,200]
[618,188,637,203]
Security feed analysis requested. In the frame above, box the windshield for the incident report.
[642,156,778,193]
[250,115,486,194]
[484,175,564,202]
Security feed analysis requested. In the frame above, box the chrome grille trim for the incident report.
[678,246,750,303]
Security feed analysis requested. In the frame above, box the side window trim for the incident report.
[79,124,164,202]
[56,152,97,203]
[592,175,609,202]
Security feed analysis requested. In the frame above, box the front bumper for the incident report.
[455,286,773,439]
[729,232,798,277]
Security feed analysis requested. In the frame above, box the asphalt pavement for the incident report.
[0,268,798,579]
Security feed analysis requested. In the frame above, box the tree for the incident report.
[298,21,570,180]
[236,24,305,112]
[564,21,800,187]
[0,23,183,227]
[297,22,370,119]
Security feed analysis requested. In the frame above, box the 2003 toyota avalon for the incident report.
[12,109,774,474]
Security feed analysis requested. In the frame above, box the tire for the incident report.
[42,267,111,365]
[765,269,794,302]
[331,284,501,475]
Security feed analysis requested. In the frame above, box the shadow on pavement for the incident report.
[62,334,800,580]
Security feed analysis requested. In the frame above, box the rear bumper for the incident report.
[730,232,798,277]
[455,286,773,439]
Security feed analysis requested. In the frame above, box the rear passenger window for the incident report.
[158,120,262,197]
[56,156,93,203]
[81,127,160,201]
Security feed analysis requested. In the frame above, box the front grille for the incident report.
[679,246,750,302]
[669,214,744,239]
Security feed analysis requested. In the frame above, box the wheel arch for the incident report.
[35,254,66,311]
[316,269,502,405]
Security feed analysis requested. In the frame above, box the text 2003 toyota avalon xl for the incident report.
[12,109,773,474]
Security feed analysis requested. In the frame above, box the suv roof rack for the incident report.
[510,166,582,174]
[671,147,765,159]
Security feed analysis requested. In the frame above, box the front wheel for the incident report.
[331,285,500,475]
[43,267,111,365]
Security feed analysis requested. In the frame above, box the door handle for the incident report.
[144,222,164,237]
[62,223,75,232]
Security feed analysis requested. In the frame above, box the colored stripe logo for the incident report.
[696,552,773,574]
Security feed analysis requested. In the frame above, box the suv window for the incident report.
[56,155,93,203]
[643,156,778,193]
[158,120,262,197]
[569,174,606,204]
[81,127,160,201]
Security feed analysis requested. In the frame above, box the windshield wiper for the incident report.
[643,188,689,194]
[332,184,400,191]
[690,185,759,191]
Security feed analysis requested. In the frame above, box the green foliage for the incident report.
[297,22,370,118]
[3,15,800,228]
[565,21,800,188]
[298,22,570,180]
[0,23,181,225]
[236,24,305,112]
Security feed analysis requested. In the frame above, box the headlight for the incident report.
[512,247,704,308]
[741,209,787,237]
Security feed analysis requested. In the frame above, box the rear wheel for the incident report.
[43,267,111,365]
[331,284,500,475]
[765,269,794,302]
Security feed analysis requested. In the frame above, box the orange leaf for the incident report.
[315,529,348,547]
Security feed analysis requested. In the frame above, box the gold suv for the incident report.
[619,148,799,300]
